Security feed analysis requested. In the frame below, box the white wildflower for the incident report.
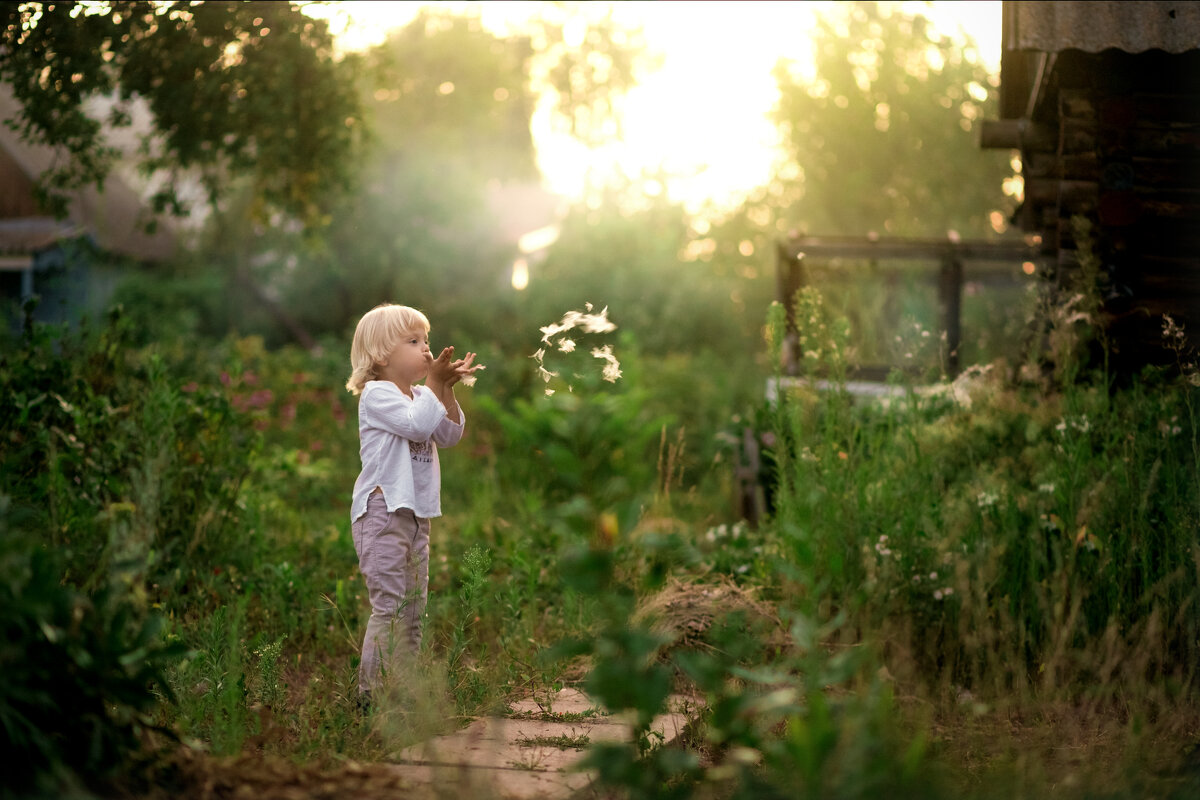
[557,338,576,353]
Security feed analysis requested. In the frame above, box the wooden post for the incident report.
[776,241,805,375]
[938,255,963,377]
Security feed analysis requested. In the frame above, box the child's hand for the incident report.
[429,347,485,387]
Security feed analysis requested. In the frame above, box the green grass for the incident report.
[4,291,1199,799]
[515,733,592,750]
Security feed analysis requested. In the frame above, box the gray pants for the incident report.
[351,491,430,694]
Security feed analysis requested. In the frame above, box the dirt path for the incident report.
[387,687,699,799]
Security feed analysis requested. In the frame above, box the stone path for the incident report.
[386,687,699,799]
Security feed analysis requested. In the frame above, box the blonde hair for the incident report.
[345,304,431,395]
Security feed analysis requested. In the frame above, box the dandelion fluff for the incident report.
[532,304,622,387]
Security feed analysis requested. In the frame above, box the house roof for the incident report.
[0,217,81,256]
[0,82,176,262]
[1006,1,1200,54]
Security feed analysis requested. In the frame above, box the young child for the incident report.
[345,303,481,703]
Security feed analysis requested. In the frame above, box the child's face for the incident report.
[379,329,433,388]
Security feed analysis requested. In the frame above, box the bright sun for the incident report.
[303,1,1003,215]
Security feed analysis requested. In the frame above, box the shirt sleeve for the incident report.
[432,411,465,448]
[361,383,447,441]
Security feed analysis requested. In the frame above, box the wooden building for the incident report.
[980,1,1200,371]
[1,82,175,329]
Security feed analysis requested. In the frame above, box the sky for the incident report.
[302,1,1003,214]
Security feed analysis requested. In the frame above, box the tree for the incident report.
[214,5,650,349]
[1,1,362,225]
[753,0,1013,238]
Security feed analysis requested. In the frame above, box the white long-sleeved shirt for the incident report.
[350,381,464,522]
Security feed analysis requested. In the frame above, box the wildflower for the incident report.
[976,491,998,508]
[537,366,558,383]
[557,339,576,353]
[1038,483,1056,494]
[928,571,938,581]
[1162,314,1186,342]
[1056,415,1090,435]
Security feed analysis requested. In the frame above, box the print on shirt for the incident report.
[410,438,434,463]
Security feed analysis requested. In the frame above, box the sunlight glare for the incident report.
[301,1,1003,215]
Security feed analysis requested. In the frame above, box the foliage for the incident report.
[0,517,186,800]
[0,1,362,224]
[0,306,259,795]
[0,304,257,593]
[531,1,654,147]
[762,289,1200,696]
[147,4,652,352]
[556,542,938,800]
[476,362,671,525]
[767,0,1012,237]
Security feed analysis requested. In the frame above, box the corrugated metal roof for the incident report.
[1009,1,1200,54]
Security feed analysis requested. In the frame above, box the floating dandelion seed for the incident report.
[591,345,622,382]
[533,304,622,386]
[539,305,617,344]
[460,364,485,387]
